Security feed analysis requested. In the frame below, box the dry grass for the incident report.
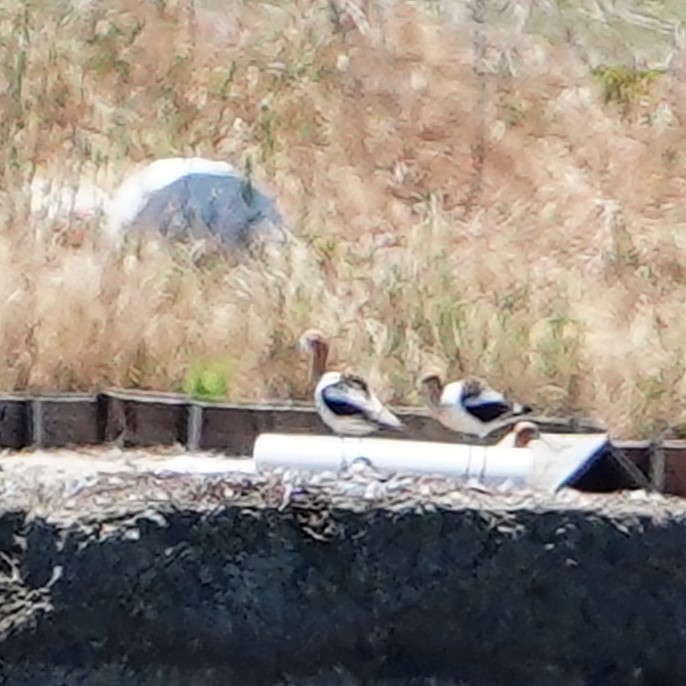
[3,0,686,438]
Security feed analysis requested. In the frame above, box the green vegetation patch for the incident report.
[591,64,664,114]
[183,358,235,401]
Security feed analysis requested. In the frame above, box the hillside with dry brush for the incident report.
[2,0,686,438]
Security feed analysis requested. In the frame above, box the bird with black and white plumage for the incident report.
[298,328,404,437]
[419,368,533,439]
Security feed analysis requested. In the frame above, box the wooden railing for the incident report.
[4,387,686,497]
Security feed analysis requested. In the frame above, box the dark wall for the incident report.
[0,479,685,686]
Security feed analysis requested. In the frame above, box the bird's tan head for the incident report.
[512,420,540,448]
[298,328,327,353]
[298,328,330,382]
[418,366,445,406]
[461,375,487,399]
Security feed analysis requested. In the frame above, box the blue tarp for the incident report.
[125,172,286,250]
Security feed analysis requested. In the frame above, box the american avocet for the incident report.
[419,369,533,438]
[299,329,404,436]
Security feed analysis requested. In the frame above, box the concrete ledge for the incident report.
[0,470,685,685]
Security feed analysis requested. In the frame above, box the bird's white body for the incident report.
[314,370,404,436]
[429,378,531,438]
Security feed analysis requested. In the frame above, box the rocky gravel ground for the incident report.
[0,445,681,523]
[1,448,684,686]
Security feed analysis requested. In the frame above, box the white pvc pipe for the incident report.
[253,434,534,486]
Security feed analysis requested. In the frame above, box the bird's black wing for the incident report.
[464,400,514,423]
[321,377,373,419]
